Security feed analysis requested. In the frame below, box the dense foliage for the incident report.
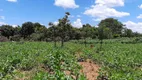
[0,13,142,43]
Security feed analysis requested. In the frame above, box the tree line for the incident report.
[0,12,142,45]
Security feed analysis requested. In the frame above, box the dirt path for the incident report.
[79,60,100,80]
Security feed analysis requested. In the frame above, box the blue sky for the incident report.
[0,0,142,33]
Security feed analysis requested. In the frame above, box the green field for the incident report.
[0,39,142,80]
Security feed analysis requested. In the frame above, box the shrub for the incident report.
[29,33,44,41]
[10,35,21,41]
[0,36,9,42]
[113,34,120,38]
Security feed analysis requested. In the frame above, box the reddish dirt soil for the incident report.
[79,60,100,80]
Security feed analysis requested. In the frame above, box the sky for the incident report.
[0,0,142,33]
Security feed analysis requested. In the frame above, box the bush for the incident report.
[113,34,120,38]
[133,37,142,43]
[10,35,22,41]
[29,33,44,41]
[0,36,9,42]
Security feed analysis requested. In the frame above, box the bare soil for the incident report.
[79,59,100,80]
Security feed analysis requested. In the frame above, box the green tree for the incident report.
[122,28,133,37]
[33,22,46,33]
[58,12,72,47]
[98,25,112,50]
[132,32,142,37]
[20,22,34,38]
[0,25,14,39]
[81,24,95,47]
[98,26,104,50]
[48,22,58,47]
[72,28,82,40]
[99,18,124,38]
[13,25,21,35]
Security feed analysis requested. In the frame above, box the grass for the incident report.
[78,40,142,79]
[0,38,142,80]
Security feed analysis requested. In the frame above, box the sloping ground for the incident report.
[79,60,100,80]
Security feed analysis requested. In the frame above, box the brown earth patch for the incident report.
[79,59,100,80]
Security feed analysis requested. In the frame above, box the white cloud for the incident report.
[72,19,82,28]
[124,21,142,33]
[12,25,18,27]
[137,14,142,19]
[7,0,17,2]
[0,22,7,25]
[93,18,103,21]
[0,16,5,20]
[54,0,79,9]
[53,21,59,25]
[138,4,142,9]
[84,0,130,21]
[95,0,124,7]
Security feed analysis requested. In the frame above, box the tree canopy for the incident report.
[20,22,34,38]
[0,25,14,39]
[98,18,124,36]
[0,13,141,42]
